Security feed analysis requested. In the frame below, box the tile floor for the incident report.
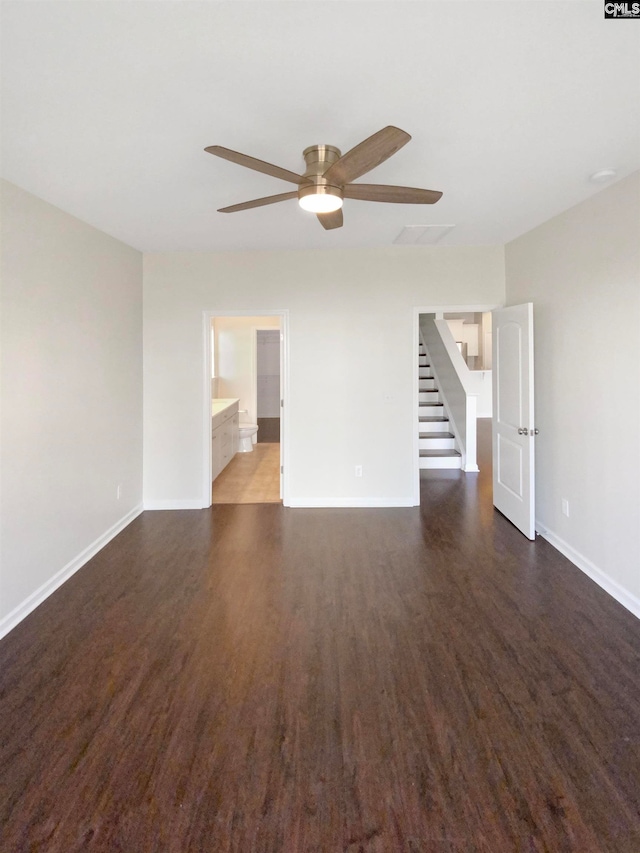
[211,442,281,504]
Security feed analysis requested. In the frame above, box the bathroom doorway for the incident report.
[204,311,288,506]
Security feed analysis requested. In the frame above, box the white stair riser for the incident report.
[419,391,440,403]
[419,378,437,391]
[419,406,444,419]
[419,355,429,366]
[419,436,456,450]
[418,419,450,433]
[419,455,462,470]
[419,368,433,379]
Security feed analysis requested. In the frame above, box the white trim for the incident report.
[412,314,421,505]
[414,303,501,315]
[203,310,290,509]
[143,499,204,510]
[202,312,214,504]
[537,522,640,620]
[0,504,143,640]
[288,497,415,508]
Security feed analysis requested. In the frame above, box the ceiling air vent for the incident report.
[393,225,455,245]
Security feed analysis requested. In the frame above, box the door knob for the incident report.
[518,427,529,435]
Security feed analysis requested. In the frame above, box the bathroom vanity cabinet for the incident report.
[211,399,239,482]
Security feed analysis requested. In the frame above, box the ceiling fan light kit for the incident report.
[205,126,442,230]
[298,185,343,213]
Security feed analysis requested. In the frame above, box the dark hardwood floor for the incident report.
[257,418,280,443]
[1,421,639,851]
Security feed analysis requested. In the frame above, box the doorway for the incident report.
[203,310,288,506]
[413,304,497,505]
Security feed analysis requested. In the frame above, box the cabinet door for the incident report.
[212,429,223,481]
[220,421,231,468]
[232,414,239,456]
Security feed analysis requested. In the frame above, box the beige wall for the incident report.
[0,181,143,632]
[505,171,640,613]
[143,246,505,507]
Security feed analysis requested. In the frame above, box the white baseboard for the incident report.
[0,504,144,641]
[537,522,640,620]
[143,499,204,510]
[288,497,416,508]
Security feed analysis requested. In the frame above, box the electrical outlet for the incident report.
[562,499,569,517]
[355,465,362,478]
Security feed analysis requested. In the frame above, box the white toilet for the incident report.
[238,423,259,452]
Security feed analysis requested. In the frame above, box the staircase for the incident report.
[418,343,462,469]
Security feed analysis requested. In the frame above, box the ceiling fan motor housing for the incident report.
[298,145,344,207]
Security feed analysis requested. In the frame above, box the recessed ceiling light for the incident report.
[589,169,617,184]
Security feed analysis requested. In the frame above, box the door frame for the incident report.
[202,309,290,507]
[412,304,500,505]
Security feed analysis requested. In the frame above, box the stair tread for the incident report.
[419,432,455,439]
[418,416,449,422]
[419,449,462,457]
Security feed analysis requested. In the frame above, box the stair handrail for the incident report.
[419,315,479,473]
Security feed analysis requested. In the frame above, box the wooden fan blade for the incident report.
[322,126,411,185]
[218,191,298,213]
[317,209,343,230]
[205,145,309,185]
[343,184,443,204]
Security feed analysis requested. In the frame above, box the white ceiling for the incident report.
[1,1,639,252]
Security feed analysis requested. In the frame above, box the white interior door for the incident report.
[492,303,536,539]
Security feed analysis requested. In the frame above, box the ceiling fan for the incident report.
[205,126,442,231]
